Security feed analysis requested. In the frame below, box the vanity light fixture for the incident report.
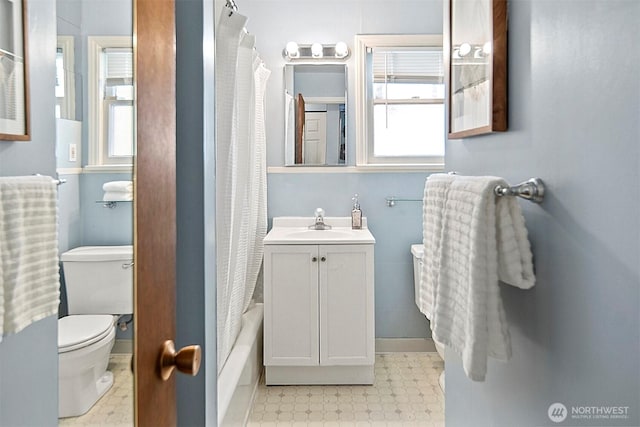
[482,41,492,55]
[311,43,323,58]
[285,41,300,59]
[453,42,492,60]
[282,42,351,61]
[458,42,472,57]
[334,41,349,58]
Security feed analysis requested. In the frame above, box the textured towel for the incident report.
[0,176,60,342]
[102,180,133,193]
[420,173,535,381]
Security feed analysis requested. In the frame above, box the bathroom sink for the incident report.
[264,217,375,245]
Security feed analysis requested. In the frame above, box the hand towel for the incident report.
[421,173,535,381]
[0,176,60,342]
[102,180,133,193]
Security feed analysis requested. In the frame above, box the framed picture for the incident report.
[0,0,30,141]
[446,0,506,139]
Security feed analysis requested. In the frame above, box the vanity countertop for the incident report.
[264,217,375,245]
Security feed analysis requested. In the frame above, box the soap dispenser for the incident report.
[351,194,362,229]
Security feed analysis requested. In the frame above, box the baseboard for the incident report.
[375,338,436,353]
[112,339,133,354]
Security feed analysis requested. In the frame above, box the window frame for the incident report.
[56,36,76,120]
[355,34,445,170]
[87,36,134,172]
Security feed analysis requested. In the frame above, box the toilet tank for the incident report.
[61,245,133,315]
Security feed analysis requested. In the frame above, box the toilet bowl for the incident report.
[58,245,133,418]
[58,315,117,418]
[411,244,445,392]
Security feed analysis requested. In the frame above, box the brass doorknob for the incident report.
[159,340,202,381]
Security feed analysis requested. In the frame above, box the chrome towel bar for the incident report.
[33,174,67,186]
[384,197,421,207]
[386,177,545,207]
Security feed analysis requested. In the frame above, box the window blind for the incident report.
[103,48,133,99]
[372,47,443,83]
[104,48,133,80]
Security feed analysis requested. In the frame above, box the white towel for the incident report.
[0,176,60,342]
[421,173,535,381]
[102,180,133,193]
[103,191,134,202]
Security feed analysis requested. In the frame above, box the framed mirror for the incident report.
[446,0,507,138]
[0,0,29,140]
[284,64,347,166]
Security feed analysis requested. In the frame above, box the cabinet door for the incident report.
[264,245,319,366]
[319,244,374,366]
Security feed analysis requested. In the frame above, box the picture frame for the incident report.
[446,0,507,139]
[0,0,30,141]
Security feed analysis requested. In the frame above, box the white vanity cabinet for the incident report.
[263,217,375,385]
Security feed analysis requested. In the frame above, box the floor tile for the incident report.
[248,352,444,427]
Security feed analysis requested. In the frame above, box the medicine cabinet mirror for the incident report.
[284,64,347,166]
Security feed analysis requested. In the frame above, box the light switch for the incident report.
[69,143,77,162]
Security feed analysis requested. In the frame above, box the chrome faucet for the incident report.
[310,208,332,230]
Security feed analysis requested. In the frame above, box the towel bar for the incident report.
[33,174,67,186]
[450,172,545,203]
[385,196,422,207]
[494,178,545,203]
[389,176,546,207]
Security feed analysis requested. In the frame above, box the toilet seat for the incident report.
[59,315,115,353]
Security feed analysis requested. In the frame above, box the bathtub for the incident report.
[218,303,264,426]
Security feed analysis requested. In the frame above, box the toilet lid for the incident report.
[58,315,115,353]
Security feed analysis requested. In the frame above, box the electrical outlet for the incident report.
[69,144,77,162]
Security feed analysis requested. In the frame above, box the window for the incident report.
[355,35,444,169]
[88,36,134,169]
[56,36,76,120]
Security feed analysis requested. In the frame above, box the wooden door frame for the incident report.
[133,0,177,424]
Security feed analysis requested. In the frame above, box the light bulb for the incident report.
[482,41,492,55]
[334,41,348,58]
[311,43,323,58]
[285,41,299,58]
[458,43,471,57]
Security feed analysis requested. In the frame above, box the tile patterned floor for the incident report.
[59,353,134,427]
[57,352,442,426]
[248,352,444,427]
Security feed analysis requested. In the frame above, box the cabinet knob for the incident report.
[312,256,318,262]
[321,256,326,262]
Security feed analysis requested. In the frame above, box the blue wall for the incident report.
[444,0,640,426]
[245,0,442,339]
[0,0,59,424]
[55,0,133,331]
[80,173,133,245]
[77,0,133,246]
[54,0,133,245]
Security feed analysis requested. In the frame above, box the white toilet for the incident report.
[58,245,133,418]
[411,244,445,392]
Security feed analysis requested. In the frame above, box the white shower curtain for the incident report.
[215,11,270,373]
